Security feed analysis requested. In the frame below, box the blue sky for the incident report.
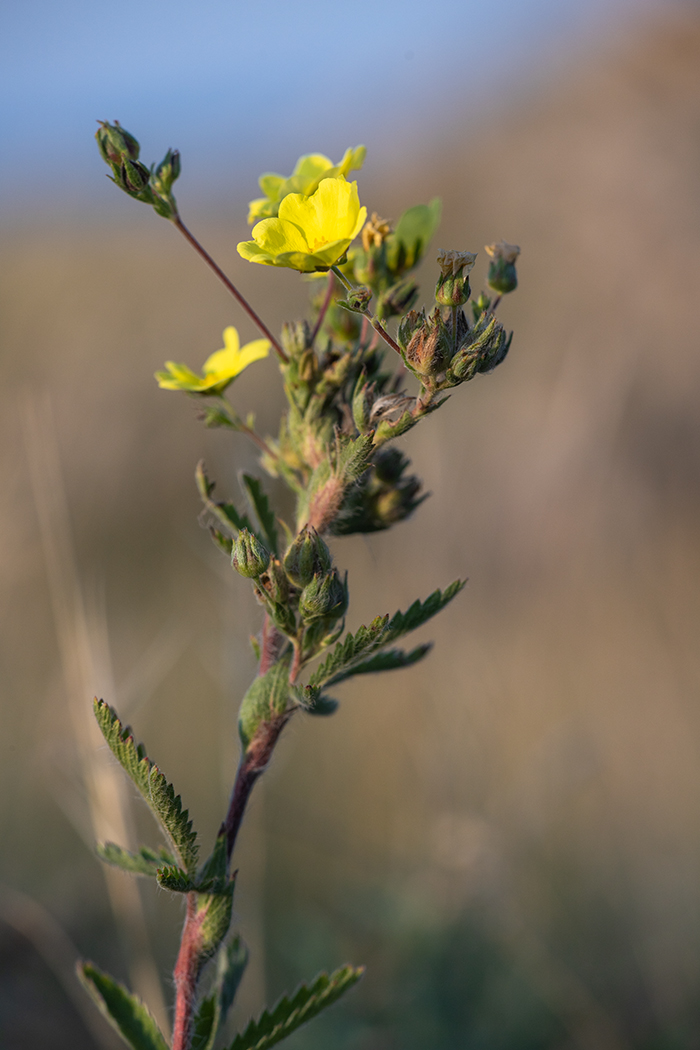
[0,0,660,216]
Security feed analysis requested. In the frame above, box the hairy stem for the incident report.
[173,217,288,363]
[172,894,201,1050]
[224,713,291,864]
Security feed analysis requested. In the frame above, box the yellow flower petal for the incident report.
[155,328,270,393]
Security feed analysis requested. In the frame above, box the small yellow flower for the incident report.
[155,326,270,394]
[237,178,367,273]
[247,145,366,224]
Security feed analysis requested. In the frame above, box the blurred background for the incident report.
[2,0,700,1047]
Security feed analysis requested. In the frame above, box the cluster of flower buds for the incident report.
[397,247,515,389]
[95,121,180,221]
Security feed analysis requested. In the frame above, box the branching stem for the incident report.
[173,217,289,363]
[331,266,404,358]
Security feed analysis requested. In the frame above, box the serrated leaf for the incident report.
[243,474,278,555]
[94,699,199,874]
[156,865,195,892]
[325,643,432,685]
[78,961,169,1050]
[307,582,463,691]
[193,936,250,1050]
[97,842,176,877]
[308,615,389,690]
[225,964,363,1050]
[382,579,465,645]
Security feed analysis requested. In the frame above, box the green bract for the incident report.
[247,146,366,224]
[155,326,270,394]
[237,178,367,273]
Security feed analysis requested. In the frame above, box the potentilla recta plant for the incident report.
[82,120,520,1050]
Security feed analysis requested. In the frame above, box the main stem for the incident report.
[173,217,289,364]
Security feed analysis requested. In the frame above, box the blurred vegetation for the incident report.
[2,8,700,1048]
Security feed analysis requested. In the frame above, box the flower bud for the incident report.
[338,286,372,314]
[152,148,181,194]
[283,526,332,588]
[485,241,520,294]
[299,569,348,624]
[232,528,270,578]
[435,249,477,307]
[121,157,151,195]
[95,120,140,166]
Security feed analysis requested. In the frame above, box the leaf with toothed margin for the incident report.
[78,961,169,1050]
[306,582,464,692]
[96,842,176,877]
[93,699,199,875]
[224,964,363,1050]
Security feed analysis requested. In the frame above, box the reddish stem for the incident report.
[173,217,288,364]
[172,894,203,1050]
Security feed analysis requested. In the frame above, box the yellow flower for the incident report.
[247,145,366,224]
[237,178,367,274]
[155,326,270,394]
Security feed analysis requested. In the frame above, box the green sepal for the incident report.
[192,936,249,1050]
[242,474,279,555]
[96,842,176,877]
[225,964,363,1050]
[238,651,293,752]
[93,699,199,874]
[77,961,169,1050]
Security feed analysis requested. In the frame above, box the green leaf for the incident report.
[387,198,442,273]
[196,460,254,537]
[383,579,465,645]
[78,961,169,1050]
[307,581,464,692]
[225,964,363,1050]
[243,474,279,555]
[308,615,389,690]
[326,643,432,684]
[94,699,199,875]
[192,937,249,1050]
[156,865,196,892]
[96,842,176,877]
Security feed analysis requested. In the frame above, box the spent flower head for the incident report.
[155,326,270,394]
[237,178,367,273]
